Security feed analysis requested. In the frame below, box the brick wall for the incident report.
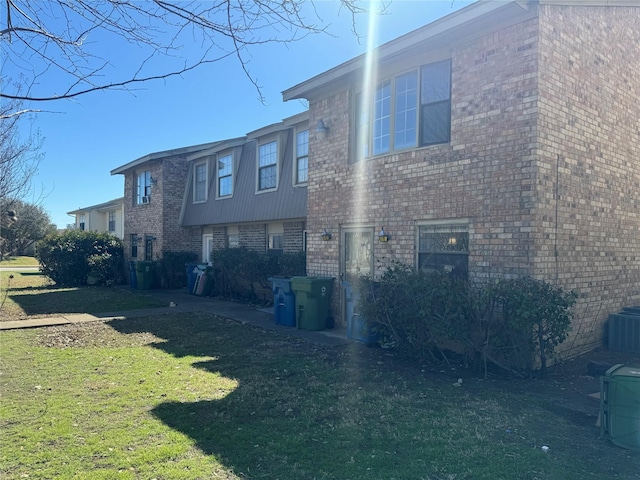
[239,224,267,252]
[305,5,639,352]
[122,156,199,266]
[283,221,306,253]
[306,17,541,325]
[534,4,640,353]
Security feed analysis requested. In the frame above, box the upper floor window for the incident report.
[418,222,468,279]
[194,161,208,203]
[218,154,233,197]
[295,130,308,185]
[258,141,277,191]
[362,59,451,158]
[108,211,116,232]
[137,171,152,204]
[79,214,85,231]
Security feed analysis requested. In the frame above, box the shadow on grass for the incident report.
[107,314,640,480]
[9,286,166,315]
[109,314,381,479]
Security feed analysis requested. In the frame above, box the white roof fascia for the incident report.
[67,197,124,215]
[186,137,247,162]
[110,141,222,175]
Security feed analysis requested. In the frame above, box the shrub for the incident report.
[209,248,306,302]
[36,231,124,286]
[357,262,576,377]
[158,250,199,288]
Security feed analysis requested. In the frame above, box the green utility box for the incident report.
[600,364,640,451]
[290,276,334,331]
[135,261,155,290]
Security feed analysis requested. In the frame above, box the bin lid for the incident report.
[605,364,640,378]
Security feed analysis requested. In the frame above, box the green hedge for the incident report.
[36,230,124,286]
[358,263,577,377]
[209,248,306,303]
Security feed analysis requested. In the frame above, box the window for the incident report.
[267,223,283,252]
[394,71,418,149]
[258,141,277,191]
[79,214,85,231]
[130,234,138,258]
[373,80,391,155]
[137,171,152,204]
[360,59,451,158]
[194,161,208,202]
[108,211,115,232]
[228,234,240,248]
[269,234,283,251]
[418,223,468,278]
[218,154,233,197]
[227,225,239,248]
[144,235,154,261]
[295,130,308,185]
[421,60,452,145]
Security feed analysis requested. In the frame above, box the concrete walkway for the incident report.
[0,286,350,347]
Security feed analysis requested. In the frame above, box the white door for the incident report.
[202,234,214,263]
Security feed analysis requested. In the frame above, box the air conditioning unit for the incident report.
[141,196,150,204]
[608,310,640,353]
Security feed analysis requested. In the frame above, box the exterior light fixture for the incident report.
[320,229,332,241]
[378,227,389,243]
[316,119,329,140]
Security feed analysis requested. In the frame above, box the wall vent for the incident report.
[608,311,640,353]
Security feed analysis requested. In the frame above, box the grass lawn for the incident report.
[1,312,639,479]
[0,271,167,322]
[0,256,39,267]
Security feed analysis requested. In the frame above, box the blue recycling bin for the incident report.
[129,261,137,289]
[186,263,208,294]
[269,277,296,327]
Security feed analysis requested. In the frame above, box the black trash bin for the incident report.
[269,277,296,327]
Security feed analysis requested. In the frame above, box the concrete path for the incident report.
[0,286,351,347]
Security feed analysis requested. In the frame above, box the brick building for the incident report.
[111,113,308,265]
[283,0,639,353]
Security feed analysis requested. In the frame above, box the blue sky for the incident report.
[11,0,472,228]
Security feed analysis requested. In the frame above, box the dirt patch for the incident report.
[36,321,164,349]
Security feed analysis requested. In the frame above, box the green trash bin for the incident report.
[290,276,334,331]
[135,261,155,290]
[600,364,640,451]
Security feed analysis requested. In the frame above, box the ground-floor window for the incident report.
[130,234,138,258]
[417,222,469,278]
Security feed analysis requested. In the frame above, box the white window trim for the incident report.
[256,137,280,194]
[293,127,309,186]
[217,151,234,199]
[193,160,209,203]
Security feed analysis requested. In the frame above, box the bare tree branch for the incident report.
[1,0,370,116]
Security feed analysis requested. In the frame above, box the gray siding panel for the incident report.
[182,129,307,226]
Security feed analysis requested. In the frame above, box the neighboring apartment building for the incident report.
[180,113,308,261]
[282,0,639,354]
[111,142,221,262]
[67,197,125,239]
[111,113,308,264]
